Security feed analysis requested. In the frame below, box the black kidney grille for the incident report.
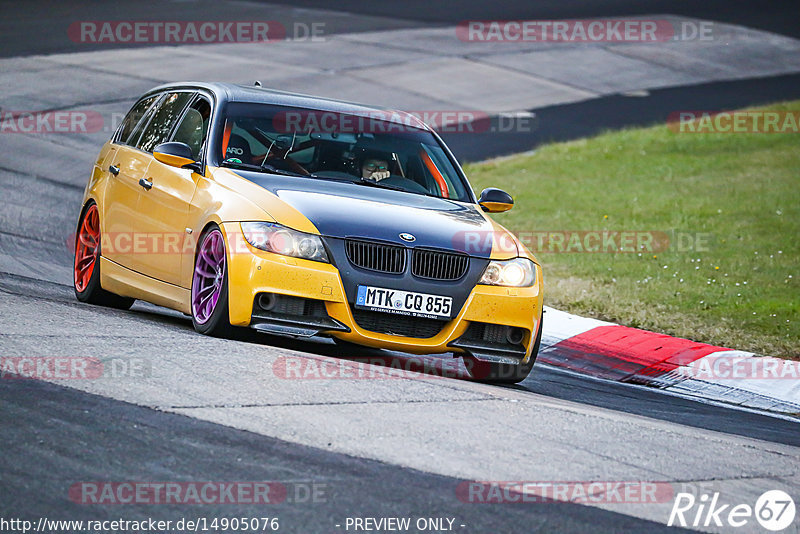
[412,249,469,280]
[345,240,406,274]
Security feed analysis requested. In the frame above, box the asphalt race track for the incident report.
[1,1,799,533]
[1,0,798,57]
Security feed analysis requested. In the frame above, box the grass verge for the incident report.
[465,101,799,359]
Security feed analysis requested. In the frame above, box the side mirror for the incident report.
[478,187,514,213]
[153,142,201,172]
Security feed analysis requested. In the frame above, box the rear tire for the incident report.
[73,202,135,310]
[191,226,234,337]
[463,315,543,384]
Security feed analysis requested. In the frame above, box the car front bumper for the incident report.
[221,222,543,364]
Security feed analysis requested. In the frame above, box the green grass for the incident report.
[464,101,800,359]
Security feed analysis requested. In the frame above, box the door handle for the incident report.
[138,178,153,190]
[108,165,120,176]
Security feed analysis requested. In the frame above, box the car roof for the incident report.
[144,81,431,131]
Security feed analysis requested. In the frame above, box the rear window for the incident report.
[117,94,160,145]
[136,92,193,153]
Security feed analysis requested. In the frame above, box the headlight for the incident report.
[479,258,536,287]
[240,222,329,263]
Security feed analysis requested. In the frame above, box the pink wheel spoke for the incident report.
[199,248,216,266]
[197,284,215,297]
[194,265,215,277]
[209,241,223,262]
[199,291,215,307]
[203,297,214,318]
[215,236,226,261]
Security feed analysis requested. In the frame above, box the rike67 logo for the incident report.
[668,489,796,531]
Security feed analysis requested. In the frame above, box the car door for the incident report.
[133,91,208,286]
[102,93,162,269]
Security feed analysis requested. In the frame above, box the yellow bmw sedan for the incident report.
[74,82,543,383]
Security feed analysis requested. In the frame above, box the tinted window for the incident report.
[136,92,193,153]
[171,96,212,160]
[219,103,471,202]
[117,94,159,145]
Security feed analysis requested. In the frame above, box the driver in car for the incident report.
[262,134,309,175]
[361,158,390,181]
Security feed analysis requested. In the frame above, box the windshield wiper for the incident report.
[260,162,306,177]
[221,160,305,177]
[221,160,261,171]
[350,177,443,199]
[221,162,440,198]
[349,177,407,193]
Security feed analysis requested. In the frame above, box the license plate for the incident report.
[356,285,453,319]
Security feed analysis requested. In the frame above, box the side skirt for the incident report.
[100,256,191,314]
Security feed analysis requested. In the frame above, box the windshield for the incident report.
[217,102,471,202]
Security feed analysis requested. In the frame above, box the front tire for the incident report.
[464,315,543,384]
[73,202,135,310]
[191,226,234,337]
